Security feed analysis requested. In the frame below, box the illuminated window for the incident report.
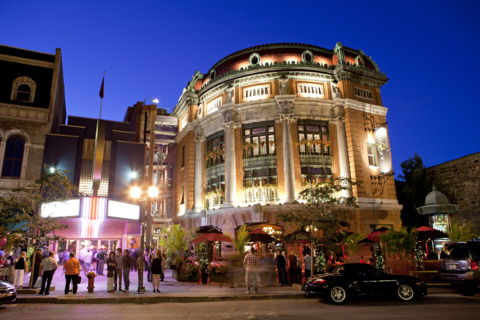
[243,124,275,158]
[298,123,329,155]
[206,97,222,115]
[367,143,377,167]
[1,135,25,178]
[297,83,324,98]
[243,84,270,101]
[205,132,225,209]
[180,113,188,130]
[354,87,373,100]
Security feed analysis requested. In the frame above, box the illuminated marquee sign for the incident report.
[81,197,107,239]
[373,126,393,174]
[40,199,81,218]
[107,200,140,220]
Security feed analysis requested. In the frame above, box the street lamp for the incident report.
[130,185,158,293]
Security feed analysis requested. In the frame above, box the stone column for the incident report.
[223,121,236,207]
[336,116,351,197]
[193,134,205,211]
[280,114,296,203]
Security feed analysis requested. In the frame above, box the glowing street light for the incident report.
[130,185,159,293]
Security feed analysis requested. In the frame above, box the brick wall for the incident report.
[426,153,480,230]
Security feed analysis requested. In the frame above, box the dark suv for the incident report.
[439,241,480,296]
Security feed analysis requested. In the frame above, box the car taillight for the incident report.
[313,279,326,284]
[470,260,479,271]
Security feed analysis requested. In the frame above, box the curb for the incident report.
[15,293,306,304]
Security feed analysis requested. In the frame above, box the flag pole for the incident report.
[99,71,105,119]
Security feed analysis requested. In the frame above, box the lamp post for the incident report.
[130,185,159,294]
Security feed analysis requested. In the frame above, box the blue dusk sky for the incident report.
[1,0,479,177]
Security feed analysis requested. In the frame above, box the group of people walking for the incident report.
[2,246,165,295]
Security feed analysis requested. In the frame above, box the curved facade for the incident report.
[171,42,401,236]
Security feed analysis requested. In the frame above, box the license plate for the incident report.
[448,264,457,270]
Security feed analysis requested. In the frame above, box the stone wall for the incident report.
[425,153,480,231]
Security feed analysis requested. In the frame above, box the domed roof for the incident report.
[425,188,450,206]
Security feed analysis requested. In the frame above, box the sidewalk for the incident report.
[14,267,304,304]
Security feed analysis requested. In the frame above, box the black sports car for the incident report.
[303,263,427,304]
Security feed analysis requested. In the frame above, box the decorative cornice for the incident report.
[334,64,388,88]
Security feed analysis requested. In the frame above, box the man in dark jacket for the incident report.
[122,249,131,292]
[274,251,288,286]
[287,251,298,284]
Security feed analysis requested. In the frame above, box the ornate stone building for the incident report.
[171,42,402,236]
[0,45,66,195]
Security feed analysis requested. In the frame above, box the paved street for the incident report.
[1,294,479,319]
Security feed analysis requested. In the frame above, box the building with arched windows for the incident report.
[171,42,402,236]
[0,45,66,194]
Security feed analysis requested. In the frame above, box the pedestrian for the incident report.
[114,248,123,291]
[274,251,288,286]
[106,251,116,292]
[38,251,58,295]
[83,249,93,274]
[151,249,162,293]
[63,249,70,264]
[243,248,259,294]
[304,250,312,283]
[130,249,138,272]
[122,249,131,292]
[264,251,275,286]
[63,252,80,294]
[96,247,106,275]
[295,253,302,282]
[14,251,28,287]
[287,250,297,284]
[160,252,167,281]
[31,248,43,288]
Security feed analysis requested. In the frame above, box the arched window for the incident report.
[2,135,25,178]
[10,76,37,103]
[16,84,31,101]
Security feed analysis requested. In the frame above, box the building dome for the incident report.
[425,188,451,206]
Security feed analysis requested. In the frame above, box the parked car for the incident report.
[0,280,16,304]
[439,241,480,296]
[303,263,427,304]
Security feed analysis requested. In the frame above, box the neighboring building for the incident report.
[170,42,402,237]
[123,101,178,246]
[42,115,146,253]
[0,45,66,195]
[425,152,480,231]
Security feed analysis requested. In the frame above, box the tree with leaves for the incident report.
[0,167,76,288]
[279,177,358,273]
[448,221,478,241]
[395,153,431,228]
[160,224,191,269]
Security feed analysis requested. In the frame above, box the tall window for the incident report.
[2,135,25,178]
[367,143,377,167]
[205,132,225,209]
[243,122,278,203]
[243,124,275,158]
[297,121,332,188]
[298,123,329,155]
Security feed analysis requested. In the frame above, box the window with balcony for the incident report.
[205,132,225,209]
[297,121,332,189]
[242,122,278,203]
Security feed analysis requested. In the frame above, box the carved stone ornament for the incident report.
[225,87,235,104]
[279,113,295,124]
[195,104,203,119]
[275,95,295,114]
[279,77,288,95]
[222,108,237,123]
[193,124,205,142]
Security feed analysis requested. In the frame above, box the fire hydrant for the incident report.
[87,272,97,293]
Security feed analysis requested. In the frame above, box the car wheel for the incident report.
[459,284,477,296]
[397,283,417,301]
[329,285,348,304]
